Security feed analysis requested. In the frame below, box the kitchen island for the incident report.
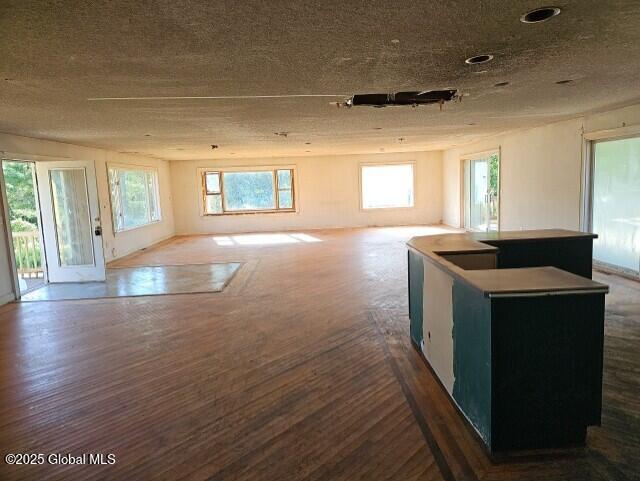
[407,229,608,452]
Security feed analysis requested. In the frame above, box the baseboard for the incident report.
[593,263,639,282]
[107,233,176,266]
[0,291,16,306]
[175,222,452,237]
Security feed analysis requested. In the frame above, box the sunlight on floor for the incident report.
[213,233,323,246]
[380,225,462,238]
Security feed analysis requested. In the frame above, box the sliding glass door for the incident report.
[591,137,640,276]
[463,152,500,232]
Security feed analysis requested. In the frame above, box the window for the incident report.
[361,163,414,209]
[203,168,295,215]
[108,166,161,232]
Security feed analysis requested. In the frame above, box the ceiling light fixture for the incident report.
[465,54,494,65]
[520,6,561,23]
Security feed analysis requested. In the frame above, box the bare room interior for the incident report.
[0,1,639,480]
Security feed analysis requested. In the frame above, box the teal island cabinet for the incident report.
[407,230,608,452]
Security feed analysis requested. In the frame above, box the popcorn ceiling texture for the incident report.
[1,0,640,160]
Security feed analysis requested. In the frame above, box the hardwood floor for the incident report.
[0,226,638,481]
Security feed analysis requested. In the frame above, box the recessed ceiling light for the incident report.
[520,7,561,24]
[494,81,510,87]
[555,79,574,84]
[465,54,494,65]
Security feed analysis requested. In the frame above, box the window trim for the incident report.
[107,163,162,234]
[199,165,298,216]
[359,161,416,211]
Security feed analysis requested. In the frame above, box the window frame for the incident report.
[200,166,297,216]
[359,161,416,211]
[107,163,162,234]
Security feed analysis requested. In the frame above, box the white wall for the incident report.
[442,119,583,230]
[170,151,443,235]
[442,103,640,231]
[0,133,175,302]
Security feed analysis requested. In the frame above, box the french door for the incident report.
[35,160,105,282]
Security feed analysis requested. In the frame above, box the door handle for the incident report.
[94,226,102,236]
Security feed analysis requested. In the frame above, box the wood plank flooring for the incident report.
[0,226,638,481]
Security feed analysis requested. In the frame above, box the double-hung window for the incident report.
[203,168,295,215]
[108,165,161,232]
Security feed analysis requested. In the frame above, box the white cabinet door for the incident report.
[36,160,105,282]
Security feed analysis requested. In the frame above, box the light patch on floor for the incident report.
[213,232,323,246]
[20,263,242,301]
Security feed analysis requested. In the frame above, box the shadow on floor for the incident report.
[20,263,242,301]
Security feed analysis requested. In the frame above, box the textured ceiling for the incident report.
[1,0,640,160]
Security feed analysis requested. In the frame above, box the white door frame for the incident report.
[460,148,501,231]
[36,159,106,282]
[581,127,640,278]
[0,157,21,301]
[581,124,640,231]
[0,158,50,297]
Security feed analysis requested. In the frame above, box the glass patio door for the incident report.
[591,137,640,276]
[464,153,499,232]
[35,160,106,282]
